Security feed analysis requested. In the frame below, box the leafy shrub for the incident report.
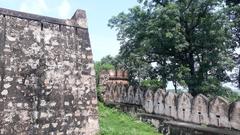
[140,79,164,91]
[97,86,104,102]
[197,78,240,102]
[94,62,114,86]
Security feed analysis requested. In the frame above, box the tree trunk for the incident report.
[173,80,177,93]
[238,66,240,89]
[162,60,168,89]
[188,52,197,96]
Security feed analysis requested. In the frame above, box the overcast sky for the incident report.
[0,0,139,61]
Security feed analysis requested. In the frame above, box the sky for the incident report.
[0,0,239,92]
[0,0,139,61]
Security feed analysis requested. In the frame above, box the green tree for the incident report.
[109,0,235,95]
[226,0,240,89]
[94,56,115,86]
[118,53,155,85]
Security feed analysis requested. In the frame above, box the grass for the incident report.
[98,102,162,135]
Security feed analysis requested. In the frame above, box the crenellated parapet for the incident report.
[191,94,209,124]
[153,89,166,115]
[99,70,128,86]
[103,82,240,133]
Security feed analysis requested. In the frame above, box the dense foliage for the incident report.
[108,0,240,96]
[94,55,115,86]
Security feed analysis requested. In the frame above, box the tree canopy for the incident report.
[108,0,240,96]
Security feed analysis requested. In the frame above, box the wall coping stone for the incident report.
[165,120,240,135]
[0,7,87,29]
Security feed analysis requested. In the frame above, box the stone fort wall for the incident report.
[99,70,128,86]
[0,8,98,135]
[103,82,240,135]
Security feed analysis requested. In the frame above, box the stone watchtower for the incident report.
[99,70,129,86]
[0,7,99,134]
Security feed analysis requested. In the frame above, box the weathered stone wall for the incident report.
[99,70,128,86]
[0,7,99,135]
[103,82,240,135]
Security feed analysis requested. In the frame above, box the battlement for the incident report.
[108,70,128,80]
[99,70,128,85]
[0,7,87,28]
[103,82,240,135]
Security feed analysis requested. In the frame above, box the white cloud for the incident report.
[58,0,71,19]
[19,0,48,15]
